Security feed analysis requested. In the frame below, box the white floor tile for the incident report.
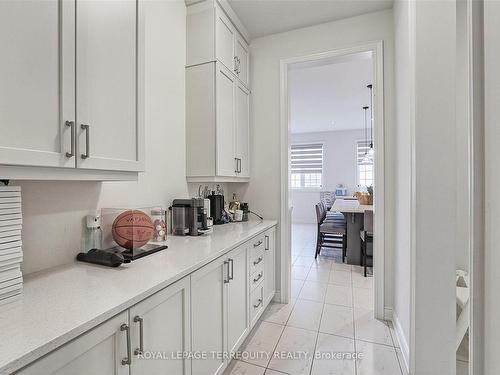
[324,284,353,307]
[264,370,289,375]
[354,308,393,346]
[268,326,317,375]
[351,269,374,289]
[329,269,352,286]
[298,281,327,302]
[239,321,284,368]
[306,267,331,283]
[287,299,324,331]
[319,303,354,338]
[292,265,310,281]
[353,287,374,310]
[261,300,296,325]
[356,341,402,375]
[293,256,315,267]
[331,262,352,272]
[311,257,335,270]
[291,279,304,299]
[224,360,265,375]
[310,333,355,375]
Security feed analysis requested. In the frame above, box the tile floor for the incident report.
[224,224,406,375]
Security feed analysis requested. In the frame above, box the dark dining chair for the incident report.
[360,210,374,277]
[315,203,347,261]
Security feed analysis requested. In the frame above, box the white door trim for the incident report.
[279,41,386,320]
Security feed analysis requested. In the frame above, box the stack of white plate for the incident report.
[0,186,23,305]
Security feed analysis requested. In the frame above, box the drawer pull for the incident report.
[253,256,263,266]
[253,272,263,283]
[133,316,144,356]
[253,240,263,248]
[223,261,230,283]
[253,298,263,309]
[120,323,132,366]
[265,235,270,250]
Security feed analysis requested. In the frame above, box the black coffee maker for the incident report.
[171,198,208,235]
[208,194,225,225]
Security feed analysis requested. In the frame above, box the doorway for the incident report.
[279,42,386,320]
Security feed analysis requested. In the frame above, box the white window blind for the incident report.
[290,143,323,188]
[356,140,374,187]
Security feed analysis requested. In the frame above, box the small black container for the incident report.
[241,202,249,222]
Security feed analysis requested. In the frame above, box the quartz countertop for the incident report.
[0,219,277,374]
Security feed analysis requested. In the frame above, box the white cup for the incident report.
[234,210,243,222]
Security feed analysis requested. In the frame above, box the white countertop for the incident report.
[331,199,374,214]
[0,220,277,374]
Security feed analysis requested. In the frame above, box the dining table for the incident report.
[330,198,374,265]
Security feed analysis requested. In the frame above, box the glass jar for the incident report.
[151,209,167,242]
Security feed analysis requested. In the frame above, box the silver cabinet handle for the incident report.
[228,258,234,281]
[223,261,230,283]
[65,121,75,158]
[237,158,242,173]
[253,298,263,309]
[81,124,90,159]
[234,157,239,173]
[253,256,263,266]
[253,272,263,283]
[121,323,132,366]
[133,316,144,356]
[265,235,269,251]
[253,240,263,248]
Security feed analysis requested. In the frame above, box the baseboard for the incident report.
[272,290,281,303]
[384,306,393,320]
[392,311,410,374]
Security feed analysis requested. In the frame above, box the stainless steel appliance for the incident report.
[171,198,208,236]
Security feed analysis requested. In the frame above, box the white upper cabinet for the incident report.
[187,0,250,89]
[235,82,250,177]
[0,0,75,169]
[234,34,250,88]
[216,64,237,177]
[76,0,143,172]
[0,0,143,179]
[215,8,236,74]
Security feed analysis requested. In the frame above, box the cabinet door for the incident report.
[215,7,235,73]
[264,229,276,305]
[235,82,250,177]
[130,277,191,375]
[216,63,237,177]
[191,256,227,375]
[235,35,249,88]
[227,245,249,354]
[18,312,129,375]
[0,0,75,168]
[76,0,143,172]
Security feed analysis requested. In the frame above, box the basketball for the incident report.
[112,210,154,250]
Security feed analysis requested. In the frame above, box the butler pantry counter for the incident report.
[0,220,277,375]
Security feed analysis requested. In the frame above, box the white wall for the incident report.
[16,0,190,276]
[290,129,364,224]
[392,0,412,361]
[234,9,395,311]
[484,1,500,371]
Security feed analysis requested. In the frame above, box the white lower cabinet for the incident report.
[18,277,191,375]
[264,228,276,305]
[130,277,191,375]
[18,311,129,375]
[191,243,249,375]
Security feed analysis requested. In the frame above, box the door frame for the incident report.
[279,41,386,320]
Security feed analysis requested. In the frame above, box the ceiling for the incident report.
[227,0,393,39]
[289,53,373,134]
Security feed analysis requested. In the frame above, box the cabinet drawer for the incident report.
[250,262,264,291]
[250,246,264,275]
[250,281,264,326]
[250,235,265,253]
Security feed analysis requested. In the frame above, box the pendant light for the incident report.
[367,84,374,156]
[362,106,370,163]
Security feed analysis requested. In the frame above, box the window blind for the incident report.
[291,143,324,174]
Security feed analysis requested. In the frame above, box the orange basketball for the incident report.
[112,210,154,250]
